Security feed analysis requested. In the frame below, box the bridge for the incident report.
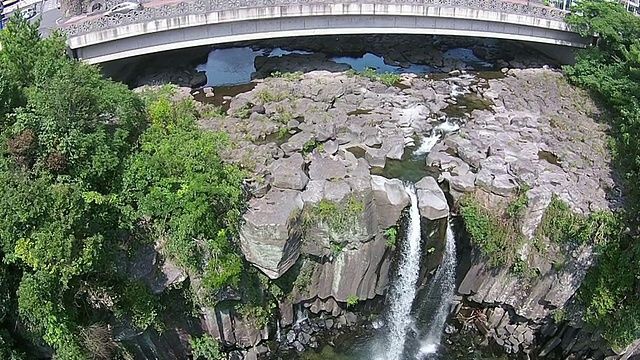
[62,0,588,64]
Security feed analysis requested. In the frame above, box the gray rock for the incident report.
[371,175,410,228]
[240,189,304,279]
[324,140,339,155]
[308,153,348,181]
[301,180,326,205]
[323,180,352,202]
[148,259,187,294]
[325,318,334,329]
[127,244,157,280]
[281,132,315,156]
[415,176,449,220]
[269,153,309,190]
[489,174,519,197]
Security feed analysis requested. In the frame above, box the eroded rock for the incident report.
[415,176,449,220]
[240,189,304,279]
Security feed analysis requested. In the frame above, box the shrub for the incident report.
[346,295,359,308]
[458,194,522,268]
[190,335,222,360]
[304,196,365,234]
[384,227,398,248]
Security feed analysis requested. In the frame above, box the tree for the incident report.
[120,92,246,291]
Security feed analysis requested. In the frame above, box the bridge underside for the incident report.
[72,15,589,64]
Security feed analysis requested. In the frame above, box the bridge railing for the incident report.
[63,0,569,37]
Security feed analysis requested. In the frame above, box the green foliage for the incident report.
[190,334,222,360]
[0,15,248,357]
[347,67,402,86]
[200,105,227,119]
[270,70,303,81]
[538,195,619,246]
[118,281,163,331]
[120,93,246,291]
[346,295,359,308]
[292,260,315,295]
[304,196,365,234]
[560,2,640,343]
[552,309,567,323]
[506,184,530,219]
[384,227,398,248]
[278,126,291,139]
[257,89,290,103]
[458,194,523,268]
[233,104,252,119]
[302,139,319,154]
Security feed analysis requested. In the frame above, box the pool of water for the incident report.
[194,46,498,87]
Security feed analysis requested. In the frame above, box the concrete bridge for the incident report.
[63,0,588,64]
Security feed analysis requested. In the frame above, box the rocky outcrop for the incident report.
[123,35,629,360]
[240,188,304,279]
[428,69,623,359]
[415,176,449,220]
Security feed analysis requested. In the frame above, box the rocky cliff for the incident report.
[121,36,639,359]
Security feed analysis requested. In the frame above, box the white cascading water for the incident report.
[384,184,424,360]
[418,221,458,357]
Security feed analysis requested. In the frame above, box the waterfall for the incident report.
[295,303,309,326]
[418,221,458,357]
[384,184,423,360]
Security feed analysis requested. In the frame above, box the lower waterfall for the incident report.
[383,184,423,360]
[417,221,458,358]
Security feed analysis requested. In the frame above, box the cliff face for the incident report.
[429,69,633,359]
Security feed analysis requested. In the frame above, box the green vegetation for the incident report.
[384,226,398,248]
[190,335,222,360]
[304,196,365,234]
[346,67,403,86]
[270,70,304,81]
[561,1,640,345]
[458,193,525,268]
[538,195,618,246]
[278,126,291,139]
[292,259,315,296]
[0,16,248,358]
[506,184,530,219]
[552,309,567,324]
[346,295,359,308]
[200,105,227,119]
[302,139,319,154]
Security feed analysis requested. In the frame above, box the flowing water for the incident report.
[382,185,424,360]
[416,222,458,358]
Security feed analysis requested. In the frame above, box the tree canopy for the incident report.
[0,15,246,359]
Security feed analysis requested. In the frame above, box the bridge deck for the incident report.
[62,0,585,64]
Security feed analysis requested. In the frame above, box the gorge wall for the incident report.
[117,36,639,360]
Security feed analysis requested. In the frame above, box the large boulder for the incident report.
[240,189,304,279]
[297,175,410,303]
[415,176,449,220]
[268,153,309,190]
[371,175,411,229]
